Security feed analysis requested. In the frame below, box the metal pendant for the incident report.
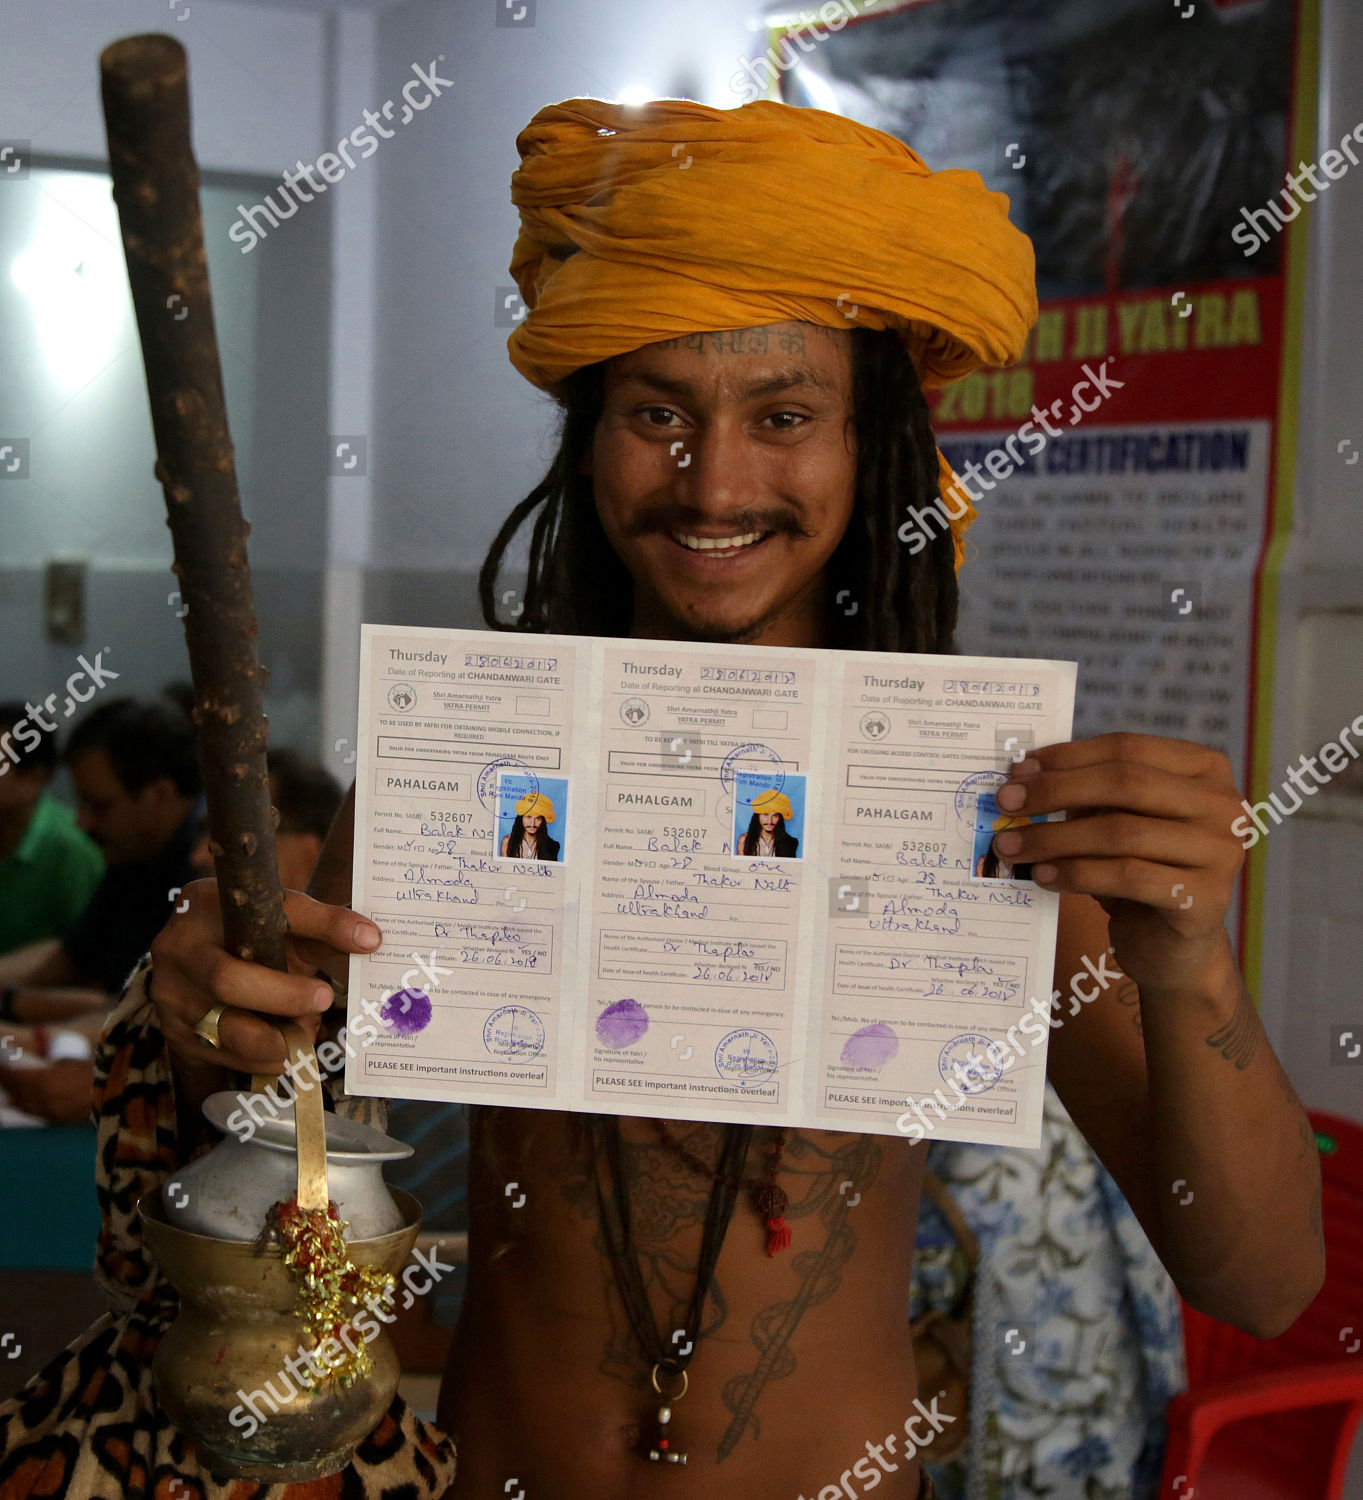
[645,1364,689,1465]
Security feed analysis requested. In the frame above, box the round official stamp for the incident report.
[387,682,417,713]
[720,743,787,802]
[483,1005,545,1061]
[938,1033,1004,1095]
[859,710,891,741]
[954,770,1008,834]
[715,1028,779,1088]
[478,757,539,814]
[619,696,649,726]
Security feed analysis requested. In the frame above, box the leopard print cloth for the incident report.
[0,953,458,1499]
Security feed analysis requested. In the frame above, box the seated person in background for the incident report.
[189,744,342,892]
[0,700,104,957]
[0,696,202,1123]
[159,678,197,725]
[0,734,452,1495]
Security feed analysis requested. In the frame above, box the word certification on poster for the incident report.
[344,625,1077,1145]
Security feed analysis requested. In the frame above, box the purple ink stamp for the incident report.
[596,997,649,1050]
[841,1022,898,1070]
[381,988,431,1034]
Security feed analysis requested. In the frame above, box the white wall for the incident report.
[1266,12,1363,1470]
[0,0,329,172]
[1257,0,1363,1135]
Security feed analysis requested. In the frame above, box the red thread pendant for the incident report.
[764,1214,792,1256]
[752,1183,790,1255]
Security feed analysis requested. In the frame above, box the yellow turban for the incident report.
[515,791,555,823]
[991,812,1032,833]
[751,788,794,821]
[506,96,1037,570]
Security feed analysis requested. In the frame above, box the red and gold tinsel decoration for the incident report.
[264,1198,396,1389]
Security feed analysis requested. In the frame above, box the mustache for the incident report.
[623,504,816,541]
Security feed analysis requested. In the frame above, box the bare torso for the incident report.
[437,1108,928,1500]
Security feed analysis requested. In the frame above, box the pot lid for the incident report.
[203,1090,415,1163]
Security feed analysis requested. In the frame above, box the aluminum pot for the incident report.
[162,1091,413,1241]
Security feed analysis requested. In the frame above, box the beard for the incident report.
[653,594,794,645]
[637,559,825,646]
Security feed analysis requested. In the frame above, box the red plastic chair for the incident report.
[1159,1110,1363,1499]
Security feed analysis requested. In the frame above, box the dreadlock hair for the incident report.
[478,325,959,654]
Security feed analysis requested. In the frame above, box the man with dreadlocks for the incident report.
[135,98,1321,1500]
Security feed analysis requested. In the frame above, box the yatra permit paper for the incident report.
[344,625,1076,1146]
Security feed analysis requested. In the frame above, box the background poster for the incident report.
[776,0,1312,971]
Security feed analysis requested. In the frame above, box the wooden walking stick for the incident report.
[102,31,319,1110]
[100,36,287,1009]
[99,34,418,1482]
[100,28,327,1180]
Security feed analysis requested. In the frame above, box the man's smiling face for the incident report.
[586,321,858,646]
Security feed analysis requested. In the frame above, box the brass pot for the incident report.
[140,1185,423,1482]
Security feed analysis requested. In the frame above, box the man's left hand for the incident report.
[993,731,1246,991]
[0,1059,95,1125]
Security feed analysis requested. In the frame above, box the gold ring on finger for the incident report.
[193,1002,228,1049]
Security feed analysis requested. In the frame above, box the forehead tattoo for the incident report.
[649,324,842,357]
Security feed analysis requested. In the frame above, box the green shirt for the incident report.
[0,792,105,955]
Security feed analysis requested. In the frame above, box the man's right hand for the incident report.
[148,878,382,1079]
